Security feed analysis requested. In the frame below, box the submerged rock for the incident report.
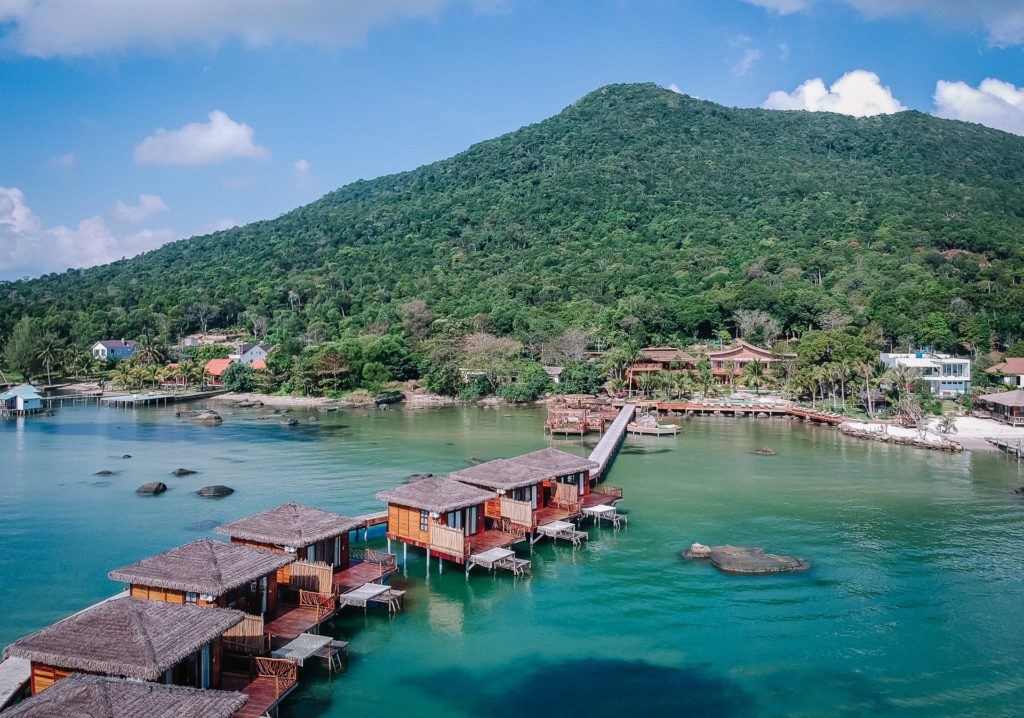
[280,418,299,427]
[95,469,114,476]
[172,468,197,476]
[753,447,777,456]
[136,482,167,496]
[1015,487,1024,495]
[197,485,234,498]
[189,410,223,425]
[191,519,219,530]
[683,543,809,575]
[121,454,132,459]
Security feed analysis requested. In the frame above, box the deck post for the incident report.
[403,543,407,567]
[426,549,430,575]
[387,537,391,554]
[439,556,443,574]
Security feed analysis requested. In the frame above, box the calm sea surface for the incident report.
[1,403,1023,717]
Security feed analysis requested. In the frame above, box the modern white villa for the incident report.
[879,350,971,397]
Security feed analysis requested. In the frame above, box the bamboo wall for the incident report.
[388,505,430,546]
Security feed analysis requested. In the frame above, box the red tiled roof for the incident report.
[250,359,267,371]
[205,359,234,377]
[988,358,1024,375]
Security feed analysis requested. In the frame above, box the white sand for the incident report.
[841,416,1024,451]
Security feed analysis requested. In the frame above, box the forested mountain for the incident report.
[3,82,1024,352]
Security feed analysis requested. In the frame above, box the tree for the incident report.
[558,361,601,395]
[36,334,63,385]
[724,359,736,394]
[187,304,218,337]
[112,362,133,389]
[696,356,715,397]
[857,361,876,415]
[134,333,166,366]
[423,363,463,396]
[462,333,522,388]
[919,312,955,351]
[605,377,626,397]
[497,362,551,403]
[362,361,390,391]
[634,372,656,398]
[936,415,958,440]
[742,358,767,395]
[400,300,433,345]
[221,363,257,392]
[4,317,42,381]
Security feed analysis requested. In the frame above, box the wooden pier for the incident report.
[588,403,636,480]
[98,389,230,407]
[987,437,1024,458]
[645,401,844,425]
[0,657,30,709]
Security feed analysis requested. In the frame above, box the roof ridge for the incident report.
[204,538,225,587]
[127,600,160,672]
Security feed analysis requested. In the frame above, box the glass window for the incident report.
[419,510,428,532]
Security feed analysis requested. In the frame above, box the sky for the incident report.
[1,0,1023,281]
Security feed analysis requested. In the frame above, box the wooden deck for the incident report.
[333,560,396,593]
[265,603,334,642]
[467,528,524,554]
[223,673,296,718]
[588,403,635,479]
[534,504,579,525]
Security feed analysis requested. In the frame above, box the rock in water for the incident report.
[1014,487,1024,495]
[683,543,809,575]
[409,473,435,481]
[191,410,223,425]
[280,418,299,427]
[136,482,167,496]
[172,468,197,476]
[122,454,132,459]
[753,447,777,456]
[95,470,114,476]
[197,485,234,498]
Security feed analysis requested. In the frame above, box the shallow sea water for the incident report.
[2,403,1023,717]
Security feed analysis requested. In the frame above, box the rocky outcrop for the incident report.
[95,470,114,476]
[197,485,234,497]
[280,418,299,427]
[172,468,197,476]
[136,482,168,496]
[683,543,810,575]
[178,409,223,425]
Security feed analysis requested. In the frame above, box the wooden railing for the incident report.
[429,523,468,558]
[500,497,533,528]
[252,657,298,699]
[593,484,624,501]
[299,590,336,621]
[350,547,398,575]
[290,560,333,594]
[223,612,267,655]
[497,518,528,541]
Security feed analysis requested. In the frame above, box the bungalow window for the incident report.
[185,592,198,605]
[511,485,538,509]
[419,510,428,532]
[447,510,464,530]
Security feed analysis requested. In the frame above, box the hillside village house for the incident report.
[880,350,972,397]
[228,343,271,366]
[91,339,136,362]
[204,359,234,387]
[987,358,1024,388]
[624,340,795,390]
[707,340,796,381]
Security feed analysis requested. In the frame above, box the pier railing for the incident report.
[299,590,336,621]
[223,613,268,655]
[252,657,298,700]
[429,523,469,559]
[592,484,624,501]
[290,560,333,594]
[349,547,398,574]
[499,497,534,528]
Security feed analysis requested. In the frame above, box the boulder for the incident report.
[190,410,223,425]
[172,468,197,476]
[197,485,234,498]
[121,454,132,459]
[308,417,319,423]
[136,482,167,496]
[1014,487,1024,496]
[95,469,114,476]
[636,413,659,428]
[280,418,299,427]
[683,543,809,575]
[753,448,777,456]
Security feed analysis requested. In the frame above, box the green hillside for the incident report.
[3,82,1023,352]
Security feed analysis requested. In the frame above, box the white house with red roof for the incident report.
[987,357,1024,388]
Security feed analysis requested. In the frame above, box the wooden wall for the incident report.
[29,664,74,695]
[387,505,429,547]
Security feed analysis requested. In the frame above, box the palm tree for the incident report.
[696,356,715,397]
[36,335,62,385]
[857,361,876,415]
[112,363,133,390]
[657,370,674,400]
[724,360,736,394]
[811,365,829,409]
[135,333,166,366]
[635,372,656,398]
[936,415,958,440]
[605,377,626,397]
[743,359,766,395]
[183,361,205,389]
[835,360,853,411]
[673,372,693,400]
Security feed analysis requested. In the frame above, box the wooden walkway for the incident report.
[588,403,635,479]
[987,437,1024,458]
[223,673,296,718]
[265,604,334,642]
[648,401,844,425]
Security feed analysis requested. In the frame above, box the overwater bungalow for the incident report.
[108,537,337,647]
[0,384,44,417]
[450,458,580,530]
[510,447,619,512]
[2,673,248,718]
[376,476,528,572]
[2,597,244,695]
[215,502,398,595]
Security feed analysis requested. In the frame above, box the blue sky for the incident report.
[1,0,1023,280]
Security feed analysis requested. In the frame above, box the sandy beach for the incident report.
[841,416,1024,452]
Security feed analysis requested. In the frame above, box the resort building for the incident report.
[879,350,972,397]
[376,476,524,567]
[975,389,1024,426]
[625,347,699,389]
[228,343,272,366]
[2,674,248,718]
[0,384,43,416]
[706,340,796,381]
[2,597,244,695]
[90,339,136,362]
[987,358,1024,388]
[448,459,557,529]
[510,447,607,508]
[204,359,234,387]
[215,502,397,595]
[108,538,294,617]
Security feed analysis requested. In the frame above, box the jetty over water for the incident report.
[0,657,29,709]
[588,403,636,480]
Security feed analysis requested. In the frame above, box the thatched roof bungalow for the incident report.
[510,447,608,507]
[215,503,364,589]
[376,477,497,565]
[3,597,243,695]
[2,673,248,718]
[976,389,1024,426]
[449,459,560,527]
[108,538,293,616]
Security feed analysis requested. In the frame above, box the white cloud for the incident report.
[49,152,75,168]
[114,193,168,223]
[733,48,763,77]
[934,78,1024,136]
[778,42,790,60]
[0,187,174,279]
[134,111,270,166]
[294,158,311,174]
[741,0,1024,46]
[763,70,905,117]
[741,0,810,15]
[667,83,684,95]
[0,0,452,57]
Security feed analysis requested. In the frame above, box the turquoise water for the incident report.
[2,403,1024,717]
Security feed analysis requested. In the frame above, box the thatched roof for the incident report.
[511,447,598,476]
[216,502,362,548]
[376,476,493,514]
[3,674,247,718]
[3,597,243,680]
[108,538,293,596]
[449,458,552,490]
[978,389,1024,407]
